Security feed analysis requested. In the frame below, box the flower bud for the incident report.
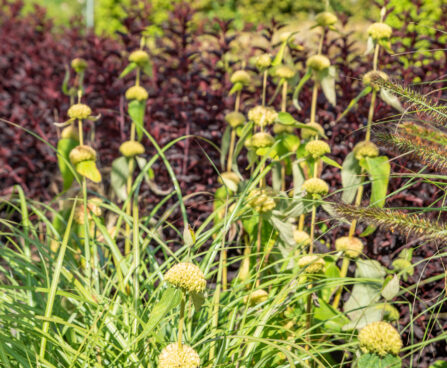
[119,141,145,157]
[225,111,245,128]
[301,122,325,139]
[128,50,150,67]
[230,70,251,85]
[315,12,338,28]
[305,140,331,159]
[298,255,325,273]
[302,178,329,196]
[68,104,92,120]
[307,55,331,71]
[164,262,206,294]
[247,188,276,213]
[335,236,364,258]
[69,145,96,165]
[248,105,278,126]
[293,230,310,246]
[362,70,388,90]
[61,125,79,140]
[274,65,295,79]
[71,58,87,73]
[367,22,392,40]
[158,343,200,368]
[251,132,275,148]
[256,53,272,70]
[358,321,402,356]
[353,141,379,161]
[244,289,269,306]
[125,85,148,101]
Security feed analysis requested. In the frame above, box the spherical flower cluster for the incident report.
[305,140,331,159]
[158,343,200,368]
[293,230,310,246]
[74,197,103,225]
[244,289,269,306]
[362,70,388,90]
[307,55,331,71]
[129,50,150,66]
[302,178,329,196]
[247,188,276,213]
[61,125,79,140]
[275,65,295,79]
[353,141,379,161]
[119,141,145,157]
[125,85,148,101]
[164,262,206,294]
[68,104,92,120]
[251,132,275,148]
[248,105,278,127]
[298,255,325,273]
[256,53,272,70]
[315,12,338,27]
[69,145,97,165]
[367,22,393,40]
[225,111,245,128]
[301,122,325,140]
[335,236,364,258]
[230,70,251,85]
[358,321,402,356]
[71,58,87,73]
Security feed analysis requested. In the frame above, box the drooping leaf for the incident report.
[380,88,403,112]
[320,66,336,106]
[292,69,312,111]
[75,160,101,183]
[183,224,195,247]
[364,36,374,55]
[269,214,295,246]
[146,287,181,328]
[142,60,153,77]
[57,138,78,191]
[220,125,231,170]
[111,157,129,201]
[119,62,137,78]
[381,275,400,301]
[191,292,205,312]
[341,152,363,204]
[128,100,146,141]
[321,155,342,169]
[272,39,288,66]
[62,66,71,95]
[336,86,372,123]
[360,156,390,208]
[229,82,243,95]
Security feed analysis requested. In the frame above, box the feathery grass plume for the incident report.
[375,131,447,173]
[334,203,447,241]
[398,121,447,146]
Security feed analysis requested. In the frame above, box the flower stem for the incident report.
[262,70,268,106]
[132,193,140,335]
[332,257,350,309]
[178,292,186,351]
[124,158,135,256]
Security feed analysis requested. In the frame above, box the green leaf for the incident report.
[358,353,401,368]
[364,36,374,55]
[320,66,336,106]
[381,275,400,301]
[128,100,146,141]
[430,361,447,368]
[269,214,295,246]
[191,292,205,312]
[321,155,342,169]
[341,152,362,204]
[119,62,137,78]
[62,66,71,95]
[75,161,101,183]
[361,156,390,208]
[57,138,78,191]
[220,125,231,170]
[272,39,288,66]
[111,157,129,201]
[336,86,372,123]
[292,69,312,110]
[276,112,296,125]
[359,225,377,237]
[229,82,243,95]
[142,60,153,77]
[380,88,403,112]
[146,287,181,328]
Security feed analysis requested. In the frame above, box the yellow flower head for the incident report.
[302,178,329,196]
[293,230,310,246]
[358,321,402,356]
[69,145,97,165]
[305,140,330,159]
[158,343,200,368]
[164,262,206,294]
[301,122,325,140]
[125,85,148,101]
[298,255,325,273]
[251,132,275,149]
[71,58,87,73]
[119,141,145,157]
[248,105,278,127]
[362,70,388,91]
[275,65,295,79]
[315,12,338,27]
[335,236,364,258]
[230,70,251,85]
[68,104,92,120]
[225,111,245,128]
[247,188,276,213]
[368,22,392,40]
[353,141,379,161]
[61,125,79,140]
[129,50,150,67]
[244,289,269,306]
[256,53,272,70]
[307,55,331,71]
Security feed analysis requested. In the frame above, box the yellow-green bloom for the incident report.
[362,71,388,90]
[307,55,331,71]
[248,105,278,126]
[301,122,325,139]
[353,141,379,161]
[225,111,245,128]
[298,255,325,273]
[247,188,276,213]
[315,12,338,28]
[68,104,92,120]
[69,145,101,183]
[69,145,96,165]
[230,70,251,85]
[125,85,148,101]
[275,65,295,79]
[302,178,329,196]
[368,22,392,40]
[251,132,275,148]
[335,236,363,258]
[158,343,200,368]
[71,58,87,73]
[244,289,269,306]
[119,141,145,157]
[293,230,310,246]
[358,321,402,356]
[305,140,330,159]
[129,50,150,67]
[256,53,272,70]
[164,262,206,294]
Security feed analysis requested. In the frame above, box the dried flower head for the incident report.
[256,53,272,70]
[125,85,148,101]
[251,132,275,149]
[298,255,325,273]
[69,145,96,165]
[119,141,145,157]
[362,71,388,90]
[353,141,379,161]
[302,178,329,196]
[244,289,269,306]
[158,343,200,368]
[248,105,278,126]
[225,111,245,128]
[315,12,338,27]
[301,122,325,139]
[335,236,364,258]
[247,188,276,213]
[293,230,310,246]
[68,104,92,120]
[306,55,331,71]
[230,70,251,85]
[305,140,331,159]
[128,50,150,67]
[61,125,79,140]
[71,58,87,73]
[358,321,402,356]
[164,262,206,294]
[274,65,295,79]
[74,197,103,225]
[368,22,392,40]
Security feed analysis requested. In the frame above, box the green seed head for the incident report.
[362,70,388,90]
[293,230,310,246]
[298,255,325,273]
[358,321,402,356]
[274,65,295,79]
[248,105,278,126]
[128,50,150,67]
[315,12,338,27]
[335,236,364,258]
[301,122,325,139]
[158,343,200,368]
[74,197,103,225]
[61,125,79,140]
[250,132,275,148]
[164,262,206,294]
[302,178,329,196]
[71,58,87,73]
[225,111,245,128]
[68,104,92,120]
[305,140,331,159]
[368,22,392,40]
[256,53,272,70]
[244,289,269,306]
[119,141,145,157]
[247,188,276,213]
[69,145,96,165]
[353,141,379,161]
[125,85,148,101]
[306,55,331,71]
[230,70,251,85]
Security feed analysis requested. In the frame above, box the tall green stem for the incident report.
[178,292,186,350]
[132,193,140,335]
[124,158,135,256]
[262,70,268,106]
